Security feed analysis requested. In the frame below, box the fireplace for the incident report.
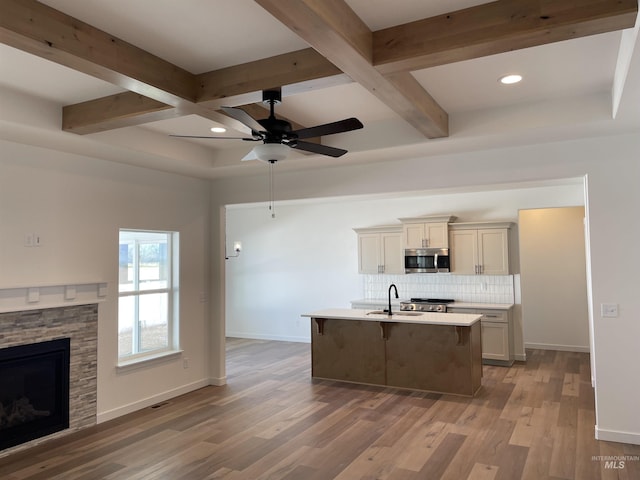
[0,338,70,451]
[0,303,98,458]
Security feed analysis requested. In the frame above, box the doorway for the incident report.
[518,207,589,351]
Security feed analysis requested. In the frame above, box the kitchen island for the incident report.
[301,309,483,396]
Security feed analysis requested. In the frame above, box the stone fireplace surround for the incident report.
[0,283,101,459]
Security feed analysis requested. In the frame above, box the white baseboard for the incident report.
[525,342,590,353]
[226,331,311,344]
[209,376,227,386]
[596,426,640,445]
[96,379,210,424]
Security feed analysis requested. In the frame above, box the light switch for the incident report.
[601,303,618,318]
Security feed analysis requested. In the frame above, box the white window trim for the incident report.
[116,349,183,373]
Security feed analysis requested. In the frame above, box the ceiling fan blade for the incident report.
[290,117,363,140]
[169,134,259,140]
[221,106,266,134]
[290,140,348,158]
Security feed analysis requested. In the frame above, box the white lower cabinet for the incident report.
[480,320,510,362]
[448,307,513,365]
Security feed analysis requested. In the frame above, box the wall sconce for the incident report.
[226,241,242,260]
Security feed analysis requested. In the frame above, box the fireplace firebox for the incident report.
[0,338,70,451]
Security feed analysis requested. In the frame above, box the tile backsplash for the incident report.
[362,274,514,304]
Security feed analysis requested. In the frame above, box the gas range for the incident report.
[399,298,455,313]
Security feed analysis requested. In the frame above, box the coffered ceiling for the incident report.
[1,0,638,179]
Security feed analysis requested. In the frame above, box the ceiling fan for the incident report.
[171,89,363,162]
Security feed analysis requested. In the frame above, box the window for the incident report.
[118,230,179,361]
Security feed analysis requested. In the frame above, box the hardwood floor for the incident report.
[1,339,639,479]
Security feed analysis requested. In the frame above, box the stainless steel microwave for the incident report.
[404,248,450,273]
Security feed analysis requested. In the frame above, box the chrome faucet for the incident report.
[387,284,399,316]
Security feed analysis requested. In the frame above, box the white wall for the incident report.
[212,133,640,444]
[519,207,590,352]
[0,140,211,422]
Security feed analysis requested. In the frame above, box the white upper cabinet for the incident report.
[448,222,511,275]
[354,226,404,275]
[399,215,456,249]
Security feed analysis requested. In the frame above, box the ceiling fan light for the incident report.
[253,143,289,163]
[210,126,226,133]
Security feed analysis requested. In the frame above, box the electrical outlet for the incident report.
[24,233,34,247]
[183,357,189,369]
[601,303,618,318]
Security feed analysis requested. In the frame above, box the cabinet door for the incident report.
[478,229,509,274]
[449,229,478,274]
[425,223,448,248]
[385,322,478,395]
[480,321,510,361]
[403,224,425,249]
[358,233,380,274]
[311,319,386,384]
[381,231,404,274]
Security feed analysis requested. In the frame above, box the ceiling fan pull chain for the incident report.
[268,160,276,218]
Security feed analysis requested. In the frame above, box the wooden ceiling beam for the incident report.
[254,0,449,139]
[0,0,196,105]
[61,49,344,134]
[197,48,342,108]
[374,0,638,74]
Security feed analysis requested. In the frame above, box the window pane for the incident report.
[139,293,169,352]
[139,239,169,291]
[118,295,135,357]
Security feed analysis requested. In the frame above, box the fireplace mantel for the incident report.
[0,282,107,313]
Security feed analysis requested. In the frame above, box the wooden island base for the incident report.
[309,315,482,397]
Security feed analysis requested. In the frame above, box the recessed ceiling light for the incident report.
[211,126,226,133]
[499,74,523,85]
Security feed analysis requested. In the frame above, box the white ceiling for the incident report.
[1,0,638,179]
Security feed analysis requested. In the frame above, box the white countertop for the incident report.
[448,302,514,310]
[302,308,481,327]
